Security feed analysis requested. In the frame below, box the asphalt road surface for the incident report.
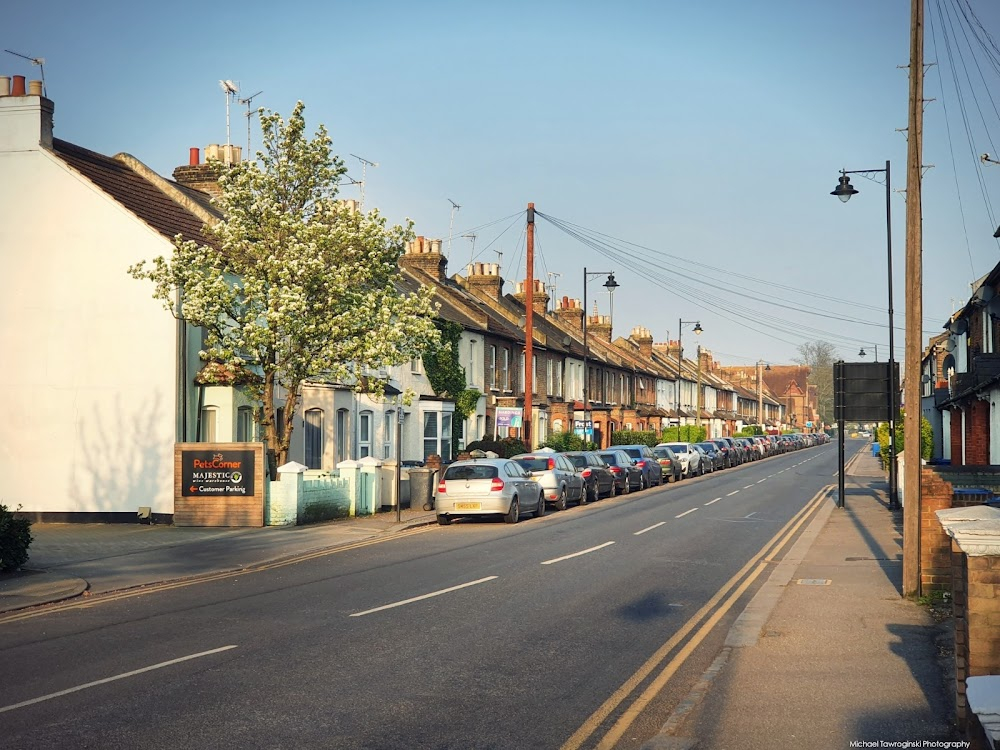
[0,441,841,750]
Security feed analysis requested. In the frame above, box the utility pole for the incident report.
[902,0,924,598]
[523,203,535,448]
[697,345,703,437]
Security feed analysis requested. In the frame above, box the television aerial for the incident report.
[238,90,264,156]
[219,80,239,163]
[447,199,461,256]
[350,154,378,209]
[4,49,46,96]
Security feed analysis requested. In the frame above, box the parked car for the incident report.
[660,442,703,477]
[436,457,544,525]
[562,450,617,503]
[695,442,725,472]
[734,438,757,461]
[613,444,664,488]
[598,450,643,493]
[652,445,683,482]
[512,451,585,511]
[709,438,736,468]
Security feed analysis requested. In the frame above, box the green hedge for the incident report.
[875,412,933,472]
[466,437,528,458]
[659,425,706,443]
[0,504,32,573]
[541,431,595,452]
[611,430,659,447]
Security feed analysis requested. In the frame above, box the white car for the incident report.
[658,442,703,478]
[436,457,544,525]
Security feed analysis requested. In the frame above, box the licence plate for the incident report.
[454,502,482,511]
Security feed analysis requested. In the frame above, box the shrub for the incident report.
[0,504,33,573]
[542,431,596,452]
[875,412,933,472]
[466,437,528,458]
[660,425,706,443]
[611,430,659,447]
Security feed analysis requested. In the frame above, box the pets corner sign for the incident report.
[180,449,256,496]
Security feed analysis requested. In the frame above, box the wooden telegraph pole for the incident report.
[902,0,924,597]
[524,203,535,448]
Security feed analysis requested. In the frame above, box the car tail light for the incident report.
[548,458,555,470]
[636,460,646,468]
[490,477,505,492]
[438,481,446,493]
[581,468,592,478]
[610,466,622,474]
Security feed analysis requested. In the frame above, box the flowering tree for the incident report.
[130,102,439,466]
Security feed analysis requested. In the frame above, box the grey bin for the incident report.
[408,467,437,511]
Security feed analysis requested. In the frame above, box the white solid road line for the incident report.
[675,508,698,518]
[0,645,239,714]
[635,522,667,536]
[542,542,616,565]
[350,576,498,617]
[704,498,721,506]
[726,490,740,497]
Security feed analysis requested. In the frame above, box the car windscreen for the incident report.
[566,455,589,468]
[619,448,642,459]
[665,444,686,452]
[598,453,621,466]
[653,447,673,458]
[697,443,715,451]
[514,458,550,472]
[443,465,498,481]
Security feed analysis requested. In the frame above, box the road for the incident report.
[0,442,841,749]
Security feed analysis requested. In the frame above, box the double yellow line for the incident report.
[0,526,434,625]
[561,485,833,750]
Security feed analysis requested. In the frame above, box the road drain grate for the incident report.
[796,578,832,585]
[845,556,893,561]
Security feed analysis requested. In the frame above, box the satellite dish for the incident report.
[943,337,956,352]
[220,79,239,95]
[950,318,969,336]
[989,296,1000,317]
[975,285,995,304]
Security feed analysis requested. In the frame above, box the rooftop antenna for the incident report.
[462,233,477,269]
[5,49,46,96]
[494,247,503,277]
[447,199,461,257]
[547,271,561,311]
[219,80,239,164]
[238,89,263,157]
[350,153,378,209]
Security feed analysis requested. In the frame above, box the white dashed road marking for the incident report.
[541,542,616,565]
[635,522,666,536]
[351,576,498,616]
[675,508,698,519]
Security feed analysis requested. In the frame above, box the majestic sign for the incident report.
[180,449,256,497]
[174,443,265,526]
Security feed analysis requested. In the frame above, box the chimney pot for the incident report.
[11,75,26,96]
[27,80,42,96]
[189,147,200,166]
[0,76,9,96]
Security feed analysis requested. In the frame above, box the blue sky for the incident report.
[6,0,1000,367]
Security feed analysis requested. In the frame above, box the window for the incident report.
[423,409,454,461]
[423,412,438,459]
[490,345,498,390]
[304,408,324,469]
[359,411,372,458]
[337,409,349,463]
[546,359,553,396]
[236,406,255,442]
[553,418,563,433]
[383,411,394,459]
[503,348,511,391]
[200,407,217,442]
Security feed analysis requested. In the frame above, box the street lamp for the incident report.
[858,344,880,361]
[676,319,702,434]
[831,161,900,509]
[756,360,771,427]
[583,269,619,448]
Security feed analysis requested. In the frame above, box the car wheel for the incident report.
[639,474,647,490]
[535,493,546,518]
[437,515,452,526]
[504,497,520,524]
[609,479,618,497]
[621,478,629,495]
[555,487,568,512]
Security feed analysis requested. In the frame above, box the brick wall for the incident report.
[967,401,990,466]
[923,468,956,591]
[954,540,969,729]
[952,409,965,466]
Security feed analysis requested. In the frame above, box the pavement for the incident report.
[1,446,961,747]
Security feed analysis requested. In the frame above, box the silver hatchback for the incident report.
[436,458,544,526]
[511,451,585,511]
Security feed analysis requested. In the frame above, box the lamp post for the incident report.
[756,360,771,427]
[582,269,619,448]
[831,161,900,510]
[676,319,702,437]
[858,344,879,362]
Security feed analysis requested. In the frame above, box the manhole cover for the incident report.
[796,578,831,586]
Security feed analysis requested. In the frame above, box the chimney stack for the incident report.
[554,296,584,330]
[464,262,504,301]
[0,75,53,152]
[398,235,448,281]
[630,326,654,359]
[588,307,612,343]
[172,145,227,197]
[513,279,550,315]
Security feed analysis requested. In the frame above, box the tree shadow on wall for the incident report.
[68,391,167,515]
